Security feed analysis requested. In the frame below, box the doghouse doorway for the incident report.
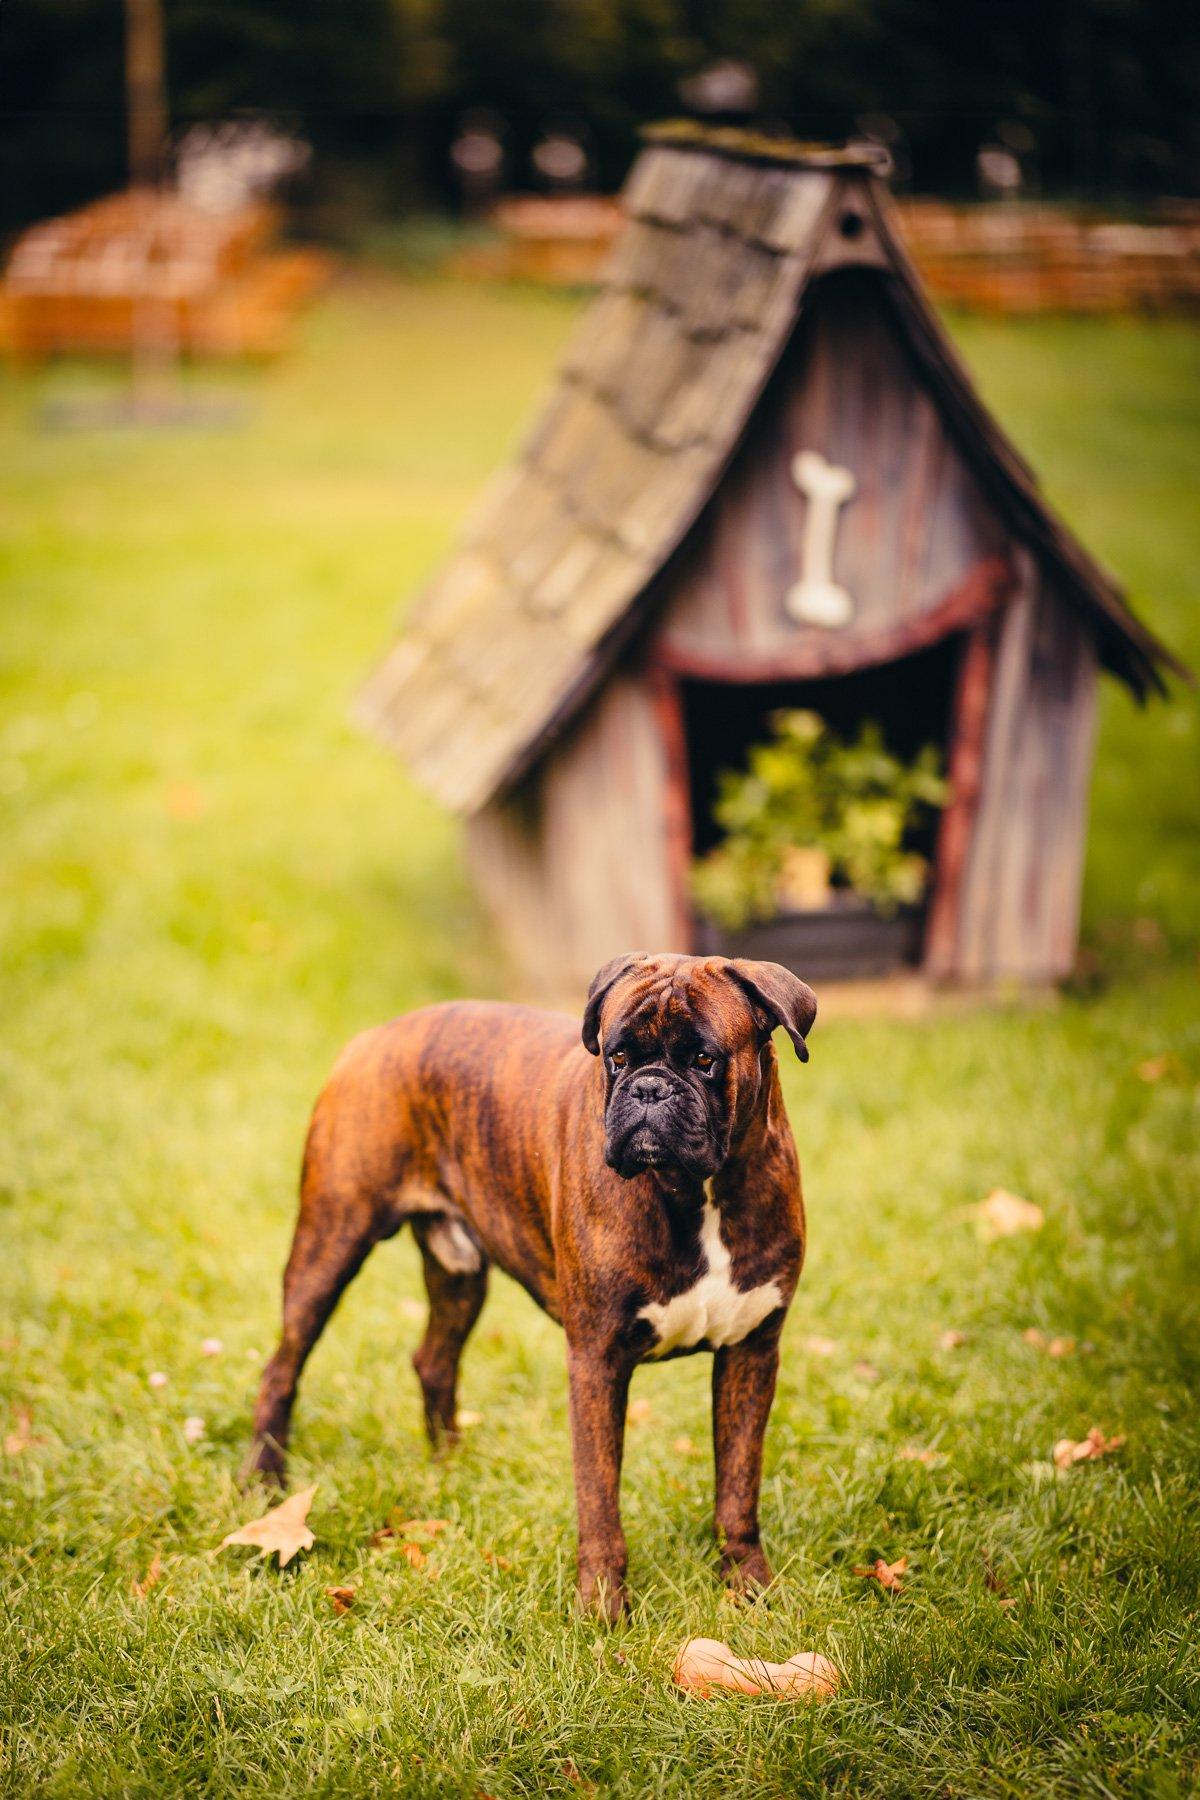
[681,637,964,979]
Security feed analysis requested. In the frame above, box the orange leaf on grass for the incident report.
[801,1334,838,1358]
[1024,1327,1076,1357]
[938,1329,966,1350]
[132,1553,163,1598]
[628,1397,653,1423]
[220,1483,317,1567]
[672,1435,695,1456]
[898,1446,945,1468]
[853,1556,907,1592]
[325,1585,356,1615]
[480,1548,512,1570]
[3,1407,41,1457]
[164,781,207,819]
[977,1189,1043,1239]
[391,1517,448,1539]
[1136,1053,1185,1084]
[400,1542,427,1569]
[1052,1427,1126,1469]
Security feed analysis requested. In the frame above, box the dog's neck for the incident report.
[648,1166,707,1209]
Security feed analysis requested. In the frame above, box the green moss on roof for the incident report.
[640,119,891,172]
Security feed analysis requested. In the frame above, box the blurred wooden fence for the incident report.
[453,194,1200,314]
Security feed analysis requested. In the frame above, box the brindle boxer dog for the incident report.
[248,952,816,1620]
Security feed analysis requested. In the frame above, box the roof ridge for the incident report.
[640,120,891,174]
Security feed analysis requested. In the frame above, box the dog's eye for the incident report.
[609,1049,627,1070]
[694,1052,716,1072]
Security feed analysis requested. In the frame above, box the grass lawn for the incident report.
[2,272,1199,1798]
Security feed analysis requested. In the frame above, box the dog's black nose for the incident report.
[628,1072,672,1106]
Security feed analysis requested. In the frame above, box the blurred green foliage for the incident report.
[2,0,1197,234]
[691,712,948,928]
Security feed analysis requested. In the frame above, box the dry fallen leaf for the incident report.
[628,1397,653,1424]
[132,1552,163,1598]
[1052,1427,1126,1469]
[165,780,206,819]
[400,1542,427,1569]
[801,1334,838,1358]
[480,1548,512,1571]
[852,1360,879,1382]
[978,1188,1044,1239]
[898,1446,945,1468]
[200,1337,223,1357]
[1136,1053,1185,1084]
[391,1517,448,1539]
[147,1371,169,1390]
[399,1297,425,1321]
[673,1435,695,1456]
[325,1584,356,1615]
[673,1637,838,1702]
[220,1483,317,1567]
[853,1556,908,1592]
[455,1409,483,1430]
[938,1328,967,1350]
[3,1408,40,1457]
[183,1416,206,1445]
[1023,1327,1076,1357]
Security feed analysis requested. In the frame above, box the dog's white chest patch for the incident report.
[638,1197,783,1358]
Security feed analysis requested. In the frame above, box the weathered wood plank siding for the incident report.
[949,559,1099,982]
[656,269,1010,670]
[466,671,680,992]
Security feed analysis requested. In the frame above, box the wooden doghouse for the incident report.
[358,126,1181,992]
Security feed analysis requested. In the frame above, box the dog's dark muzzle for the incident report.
[604,1068,717,1179]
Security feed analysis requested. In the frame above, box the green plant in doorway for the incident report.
[690,709,950,930]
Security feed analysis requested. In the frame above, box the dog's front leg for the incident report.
[566,1340,632,1622]
[712,1327,781,1591]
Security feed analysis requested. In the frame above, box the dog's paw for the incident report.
[240,1435,287,1489]
[576,1568,630,1625]
[721,1546,774,1598]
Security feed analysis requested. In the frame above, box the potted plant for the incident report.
[690,710,950,977]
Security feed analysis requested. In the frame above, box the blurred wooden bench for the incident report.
[1,188,332,362]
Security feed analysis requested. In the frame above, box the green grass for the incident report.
[2,272,1199,1798]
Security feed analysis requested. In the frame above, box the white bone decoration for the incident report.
[786,449,857,628]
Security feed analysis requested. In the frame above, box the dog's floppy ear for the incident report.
[727,960,818,1063]
[582,952,648,1055]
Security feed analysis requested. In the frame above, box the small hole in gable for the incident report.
[839,210,865,240]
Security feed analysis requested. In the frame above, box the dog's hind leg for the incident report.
[410,1216,489,1448]
[246,1160,395,1483]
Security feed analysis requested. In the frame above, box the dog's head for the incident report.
[582,953,816,1181]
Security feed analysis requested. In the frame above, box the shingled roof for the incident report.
[355,125,1183,815]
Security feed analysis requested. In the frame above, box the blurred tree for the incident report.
[1,0,1195,235]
